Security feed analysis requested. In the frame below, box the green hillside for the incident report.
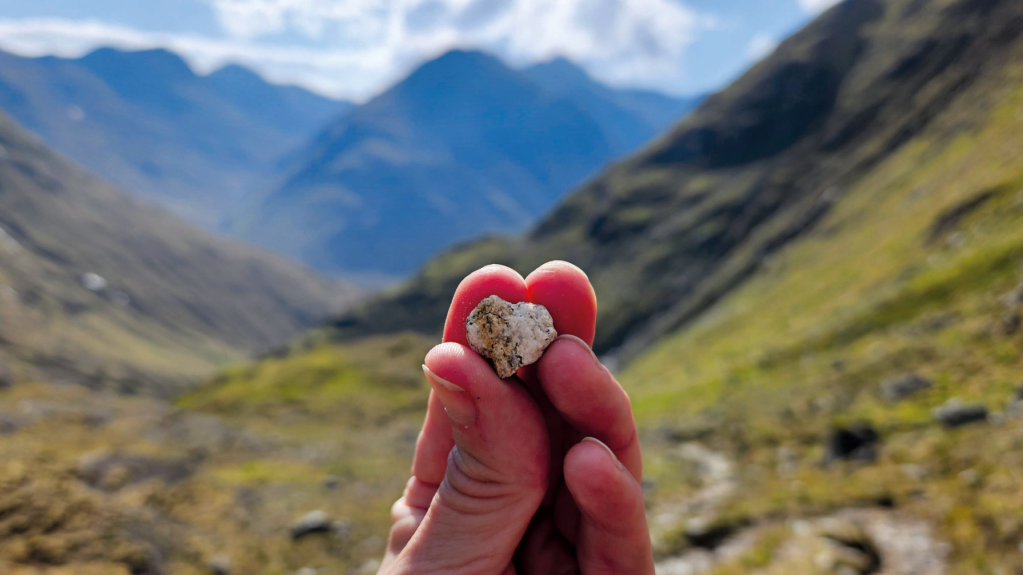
[0,109,359,395]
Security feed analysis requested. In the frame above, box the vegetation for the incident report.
[0,110,359,394]
[0,334,434,575]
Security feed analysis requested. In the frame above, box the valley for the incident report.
[5,0,1023,573]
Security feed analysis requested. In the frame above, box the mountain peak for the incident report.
[79,47,195,79]
[208,63,264,83]
[412,49,506,78]
[526,57,592,81]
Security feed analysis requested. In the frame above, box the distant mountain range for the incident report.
[0,107,359,394]
[0,46,698,279]
[0,47,353,228]
[236,50,701,278]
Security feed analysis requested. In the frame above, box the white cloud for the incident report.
[0,18,418,101]
[796,0,842,14]
[747,33,778,61]
[0,0,714,101]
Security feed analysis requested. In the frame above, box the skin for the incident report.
[377,261,655,575]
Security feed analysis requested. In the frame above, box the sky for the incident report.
[0,0,843,102]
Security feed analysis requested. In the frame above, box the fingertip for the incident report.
[525,261,597,346]
[443,265,528,345]
[424,342,495,391]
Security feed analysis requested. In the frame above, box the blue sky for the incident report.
[0,0,841,101]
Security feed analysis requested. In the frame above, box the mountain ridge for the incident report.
[0,47,353,229]
[0,107,360,395]
[238,49,699,278]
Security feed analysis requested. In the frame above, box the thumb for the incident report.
[390,343,550,575]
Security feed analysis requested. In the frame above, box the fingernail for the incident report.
[557,334,601,368]
[423,365,475,426]
[422,364,465,392]
[582,437,624,471]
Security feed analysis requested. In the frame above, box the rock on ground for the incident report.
[932,399,989,428]
[881,373,933,402]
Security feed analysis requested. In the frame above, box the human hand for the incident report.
[377,262,654,575]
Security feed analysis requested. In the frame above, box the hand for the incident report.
[377,262,654,575]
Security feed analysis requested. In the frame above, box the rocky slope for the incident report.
[0,110,359,395]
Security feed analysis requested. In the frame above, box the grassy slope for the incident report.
[0,334,433,575]
[626,52,1023,573]
[0,110,359,394]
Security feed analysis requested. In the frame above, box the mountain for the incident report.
[331,0,1023,359]
[522,57,702,155]
[0,47,353,228]
[236,50,615,277]
[0,108,359,395]
[237,50,699,279]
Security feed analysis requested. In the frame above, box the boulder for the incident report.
[208,555,231,575]
[881,373,932,402]
[290,510,331,539]
[933,399,988,428]
[826,424,879,463]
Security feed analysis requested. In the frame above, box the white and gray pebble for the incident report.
[465,295,558,378]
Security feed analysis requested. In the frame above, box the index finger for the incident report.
[411,265,528,489]
[442,264,528,345]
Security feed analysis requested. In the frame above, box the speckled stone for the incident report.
[465,295,558,378]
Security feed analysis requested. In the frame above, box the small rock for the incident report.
[296,568,316,575]
[356,560,381,575]
[1002,312,1022,335]
[322,475,340,490]
[641,478,656,493]
[208,555,231,575]
[1001,284,1023,308]
[826,424,879,464]
[881,373,933,402]
[111,291,132,307]
[932,399,988,428]
[900,464,927,482]
[465,295,558,378]
[683,516,735,549]
[289,510,332,540]
[958,469,982,489]
[81,272,108,291]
